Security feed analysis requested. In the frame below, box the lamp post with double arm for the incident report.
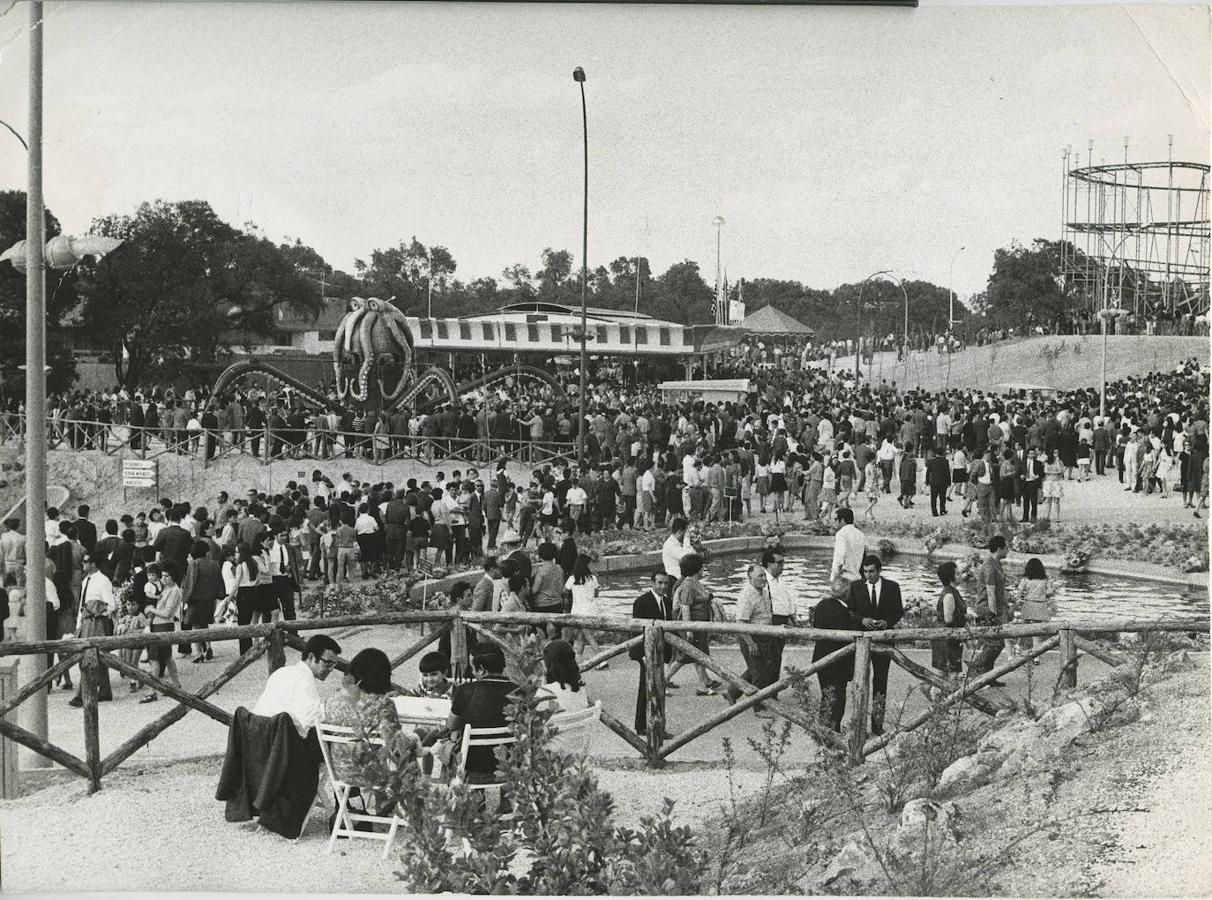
[573,66,588,462]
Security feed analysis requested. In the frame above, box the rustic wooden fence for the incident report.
[0,611,1198,794]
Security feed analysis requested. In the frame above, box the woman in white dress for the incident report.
[564,553,603,666]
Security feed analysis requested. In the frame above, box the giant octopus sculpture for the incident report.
[211,296,564,417]
[334,297,425,405]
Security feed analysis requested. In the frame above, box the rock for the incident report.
[820,839,883,891]
[937,754,991,793]
[890,799,961,863]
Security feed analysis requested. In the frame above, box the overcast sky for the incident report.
[0,1,1206,301]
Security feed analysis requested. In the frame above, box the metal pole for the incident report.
[574,68,588,464]
[25,0,49,763]
[427,248,433,319]
[948,246,965,332]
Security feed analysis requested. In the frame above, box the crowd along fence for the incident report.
[0,413,579,469]
[0,610,1198,795]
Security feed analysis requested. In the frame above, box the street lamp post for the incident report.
[573,66,588,463]
[854,270,892,382]
[25,0,48,762]
[948,246,965,332]
[1098,232,1135,418]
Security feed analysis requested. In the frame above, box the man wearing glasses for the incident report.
[252,634,342,738]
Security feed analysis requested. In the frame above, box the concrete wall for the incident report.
[831,335,1209,392]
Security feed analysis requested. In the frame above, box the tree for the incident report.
[0,191,78,400]
[354,237,456,316]
[536,248,574,301]
[984,239,1072,329]
[651,260,713,326]
[76,200,324,387]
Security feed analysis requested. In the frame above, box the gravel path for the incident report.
[0,752,770,893]
[1098,707,1212,897]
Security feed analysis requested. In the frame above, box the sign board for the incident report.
[122,459,158,489]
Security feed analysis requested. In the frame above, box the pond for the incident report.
[595,549,1209,627]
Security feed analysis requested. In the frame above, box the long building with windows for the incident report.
[231,300,700,387]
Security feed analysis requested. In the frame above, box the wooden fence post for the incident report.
[848,637,872,766]
[266,628,286,674]
[1059,628,1078,689]
[451,615,469,681]
[644,625,667,768]
[80,648,102,794]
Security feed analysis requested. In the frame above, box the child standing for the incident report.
[1076,438,1092,482]
[1015,557,1056,659]
[863,459,880,523]
[114,595,149,692]
[2,572,19,642]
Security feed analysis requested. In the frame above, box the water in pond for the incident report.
[595,550,1209,626]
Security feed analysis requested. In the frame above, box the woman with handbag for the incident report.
[666,553,724,696]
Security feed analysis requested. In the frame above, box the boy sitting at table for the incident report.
[407,651,453,699]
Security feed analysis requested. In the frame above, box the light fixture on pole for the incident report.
[948,246,965,332]
[573,65,588,463]
[854,269,892,382]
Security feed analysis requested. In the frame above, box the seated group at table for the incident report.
[242,632,590,830]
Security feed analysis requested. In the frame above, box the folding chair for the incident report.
[450,724,516,828]
[549,701,602,758]
[316,723,404,858]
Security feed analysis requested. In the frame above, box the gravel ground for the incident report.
[0,751,771,893]
[981,653,1212,898]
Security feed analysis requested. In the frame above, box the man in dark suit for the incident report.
[924,447,951,516]
[1017,447,1044,523]
[74,505,98,556]
[851,554,904,735]
[631,571,674,738]
[812,579,858,732]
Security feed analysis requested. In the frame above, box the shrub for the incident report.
[351,633,710,894]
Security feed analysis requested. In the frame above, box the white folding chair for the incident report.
[549,701,602,758]
[316,723,403,858]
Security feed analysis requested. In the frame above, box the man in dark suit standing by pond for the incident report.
[851,554,903,735]
[631,571,673,739]
[812,578,858,732]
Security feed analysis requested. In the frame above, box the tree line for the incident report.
[0,191,1127,394]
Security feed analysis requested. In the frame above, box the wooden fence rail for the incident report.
[0,610,1200,793]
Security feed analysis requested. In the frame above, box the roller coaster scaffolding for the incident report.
[1060,138,1209,318]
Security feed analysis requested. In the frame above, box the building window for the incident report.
[505,323,517,341]
[481,323,495,341]
[550,324,564,342]
[436,320,449,339]
[635,326,648,345]
[527,323,540,341]
[596,325,608,345]
[419,319,433,338]
[318,330,337,342]
[618,325,631,345]
[459,322,472,340]
[274,333,293,347]
[660,327,671,346]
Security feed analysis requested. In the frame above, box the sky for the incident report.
[0,1,1207,302]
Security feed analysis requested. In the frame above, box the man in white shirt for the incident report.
[252,634,342,738]
[829,507,866,583]
[661,516,692,580]
[760,547,797,697]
